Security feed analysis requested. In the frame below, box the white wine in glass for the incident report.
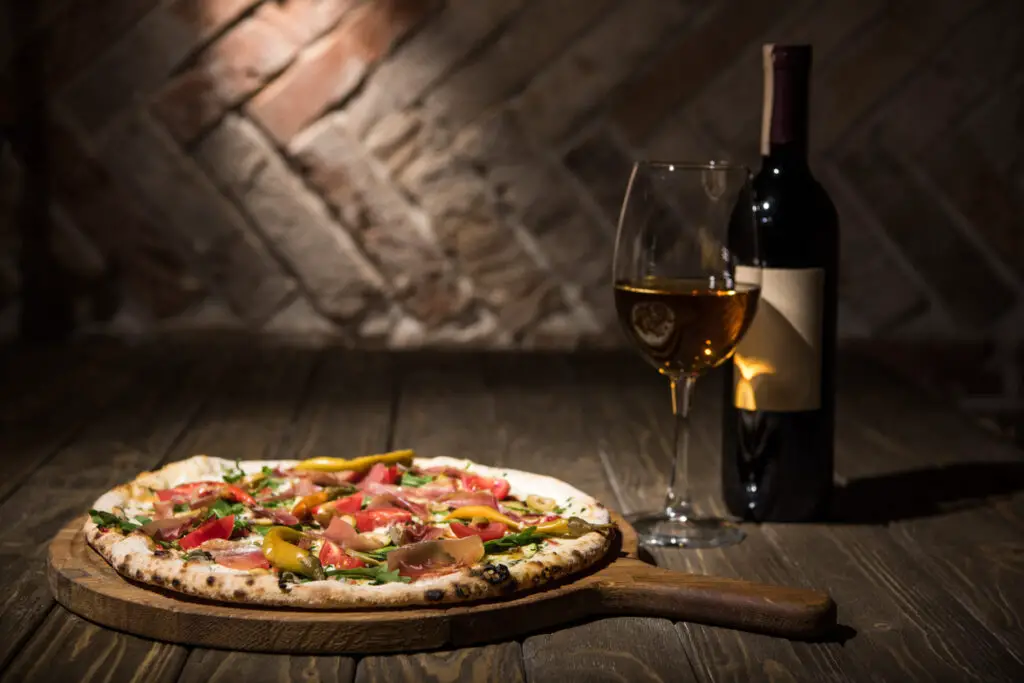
[612,161,761,548]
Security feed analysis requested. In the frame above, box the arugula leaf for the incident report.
[134,516,153,526]
[261,466,276,476]
[483,526,548,554]
[325,565,410,584]
[172,503,189,514]
[399,471,434,488]
[347,545,398,564]
[89,509,141,534]
[155,539,181,550]
[222,460,245,484]
[207,500,246,519]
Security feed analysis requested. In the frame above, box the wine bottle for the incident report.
[720,44,839,522]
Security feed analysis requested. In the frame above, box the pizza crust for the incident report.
[85,456,613,609]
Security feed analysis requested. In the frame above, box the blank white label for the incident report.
[732,266,824,411]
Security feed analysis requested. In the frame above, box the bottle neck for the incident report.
[760,44,811,166]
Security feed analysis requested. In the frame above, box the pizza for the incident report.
[84,451,615,608]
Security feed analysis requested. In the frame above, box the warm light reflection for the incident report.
[733,354,776,409]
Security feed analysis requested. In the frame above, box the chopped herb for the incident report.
[364,545,398,561]
[183,549,214,562]
[222,460,245,484]
[399,471,434,488]
[89,509,141,534]
[173,503,189,514]
[207,500,246,520]
[324,565,410,585]
[483,526,548,553]
[553,506,566,515]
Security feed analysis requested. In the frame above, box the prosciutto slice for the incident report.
[212,547,270,571]
[305,470,360,487]
[323,517,388,552]
[441,491,499,510]
[253,507,300,526]
[363,484,429,519]
[387,536,485,579]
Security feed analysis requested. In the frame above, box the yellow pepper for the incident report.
[444,506,522,530]
[294,449,415,473]
[261,527,324,580]
[291,486,350,520]
[534,518,570,535]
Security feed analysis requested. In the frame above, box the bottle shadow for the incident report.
[828,461,1024,525]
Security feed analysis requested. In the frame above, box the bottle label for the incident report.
[732,266,824,411]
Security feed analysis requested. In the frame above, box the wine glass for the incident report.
[612,161,760,548]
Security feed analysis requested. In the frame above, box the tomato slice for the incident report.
[178,515,234,550]
[353,508,412,532]
[364,463,400,486]
[318,541,366,569]
[334,492,365,514]
[460,474,511,501]
[450,521,508,542]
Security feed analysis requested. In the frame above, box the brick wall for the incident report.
[1,0,1022,429]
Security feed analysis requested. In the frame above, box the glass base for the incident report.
[627,509,746,549]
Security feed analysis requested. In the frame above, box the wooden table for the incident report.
[1,340,1022,682]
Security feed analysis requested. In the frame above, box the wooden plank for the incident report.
[572,353,854,682]
[177,349,384,679]
[0,344,317,679]
[0,344,147,504]
[356,643,525,683]
[522,617,697,683]
[0,346,228,674]
[828,354,1024,657]
[178,650,355,683]
[3,609,186,683]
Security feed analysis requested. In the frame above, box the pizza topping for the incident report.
[353,507,413,532]
[398,471,435,488]
[438,490,499,510]
[156,482,255,507]
[481,526,549,553]
[291,486,353,521]
[363,462,401,486]
[303,470,361,487]
[525,495,558,513]
[364,488,429,519]
[386,536,485,579]
[153,499,175,519]
[318,540,366,569]
[449,521,508,542]
[460,474,511,501]
[444,506,522,530]
[261,526,325,580]
[294,449,414,474]
[324,564,410,584]
[178,515,235,550]
[140,512,201,541]
[323,517,389,551]
[213,547,271,571]
[394,523,449,545]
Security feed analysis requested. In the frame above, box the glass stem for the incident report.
[664,375,697,519]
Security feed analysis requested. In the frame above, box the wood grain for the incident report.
[574,354,856,682]
[178,650,355,683]
[0,347,224,673]
[179,350,387,683]
[3,602,186,683]
[355,643,525,683]
[523,617,697,683]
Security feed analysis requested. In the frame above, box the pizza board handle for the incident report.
[595,558,836,640]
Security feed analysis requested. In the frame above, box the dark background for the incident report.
[2,0,1022,442]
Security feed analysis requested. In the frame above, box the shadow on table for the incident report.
[829,461,1024,525]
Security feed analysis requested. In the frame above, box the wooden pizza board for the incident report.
[47,513,836,654]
